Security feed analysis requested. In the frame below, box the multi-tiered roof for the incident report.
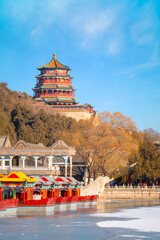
[33,54,96,119]
[33,54,78,105]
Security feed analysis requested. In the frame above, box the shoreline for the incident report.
[0,199,160,240]
[99,186,160,200]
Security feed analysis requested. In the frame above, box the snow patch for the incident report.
[121,235,147,238]
[93,206,160,233]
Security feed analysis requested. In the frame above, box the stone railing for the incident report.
[101,185,160,200]
[105,185,160,191]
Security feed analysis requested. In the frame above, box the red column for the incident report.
[27,188,33,200]
[0,187,2,200]
[54,189,60,198]
[54,189,56,198]
[51,189,54,198]
[75,188,80,196]
[40,189,42,199]
[23,187,26,203]
[75,189,77,196]
[67,188,72,197]
[44,190,47,199]
[26,188,29,201]
[31,187,33,200]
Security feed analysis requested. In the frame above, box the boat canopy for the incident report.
[0,172,37,183]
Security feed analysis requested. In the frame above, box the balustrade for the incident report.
[40,92,75,98]
[105,185,160,191]
[36,78,72,85]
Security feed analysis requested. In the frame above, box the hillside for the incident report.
[0,82,78,145]
[0,82,159,183]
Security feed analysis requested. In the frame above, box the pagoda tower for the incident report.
[33,54,96,120]
[33,53,78,106]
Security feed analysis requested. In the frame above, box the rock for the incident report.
[81,176,110,197]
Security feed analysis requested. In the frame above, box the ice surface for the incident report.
[94,206,160,232]
[0,201,160,240]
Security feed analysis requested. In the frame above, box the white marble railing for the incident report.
[105,185,160,191]
[1,166,60,171]
[11,167,50,170]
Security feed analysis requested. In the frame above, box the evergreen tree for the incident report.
[131,139,160,184]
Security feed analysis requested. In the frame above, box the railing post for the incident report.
[69,156,72,177]
[9,156,13,169]
[22,156,25,169]
[1,156,4,170]
[35,156,38,168]
[49,156,52,170]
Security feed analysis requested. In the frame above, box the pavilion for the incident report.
[32,53,96,121]
[0,136,75,177]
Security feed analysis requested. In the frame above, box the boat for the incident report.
[0,172,98,216]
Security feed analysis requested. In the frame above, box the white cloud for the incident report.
[119,43,160,76]
[3,0,159,58]
[5,0,73,36]
[2,0,125,54]
[117,2,160,76]
[69,5,123,54]
[130,2,159,46]
[107,38,121,55]
[82,8,117,37]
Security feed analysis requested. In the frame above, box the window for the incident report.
[53,156,65,164]
[25,157,35,166]
[5,161,9,166]
[12,156,19,167]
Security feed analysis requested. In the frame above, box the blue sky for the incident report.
[0,0,160,132]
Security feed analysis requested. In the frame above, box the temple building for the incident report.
[33,54,96,120]
[0,136,87,182]
[0,136,75,178]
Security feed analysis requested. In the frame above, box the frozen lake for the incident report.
[0,200,160,240]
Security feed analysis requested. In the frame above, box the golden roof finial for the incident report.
[53,53,56,60]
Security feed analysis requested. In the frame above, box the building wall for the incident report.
[59,110,94,121]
